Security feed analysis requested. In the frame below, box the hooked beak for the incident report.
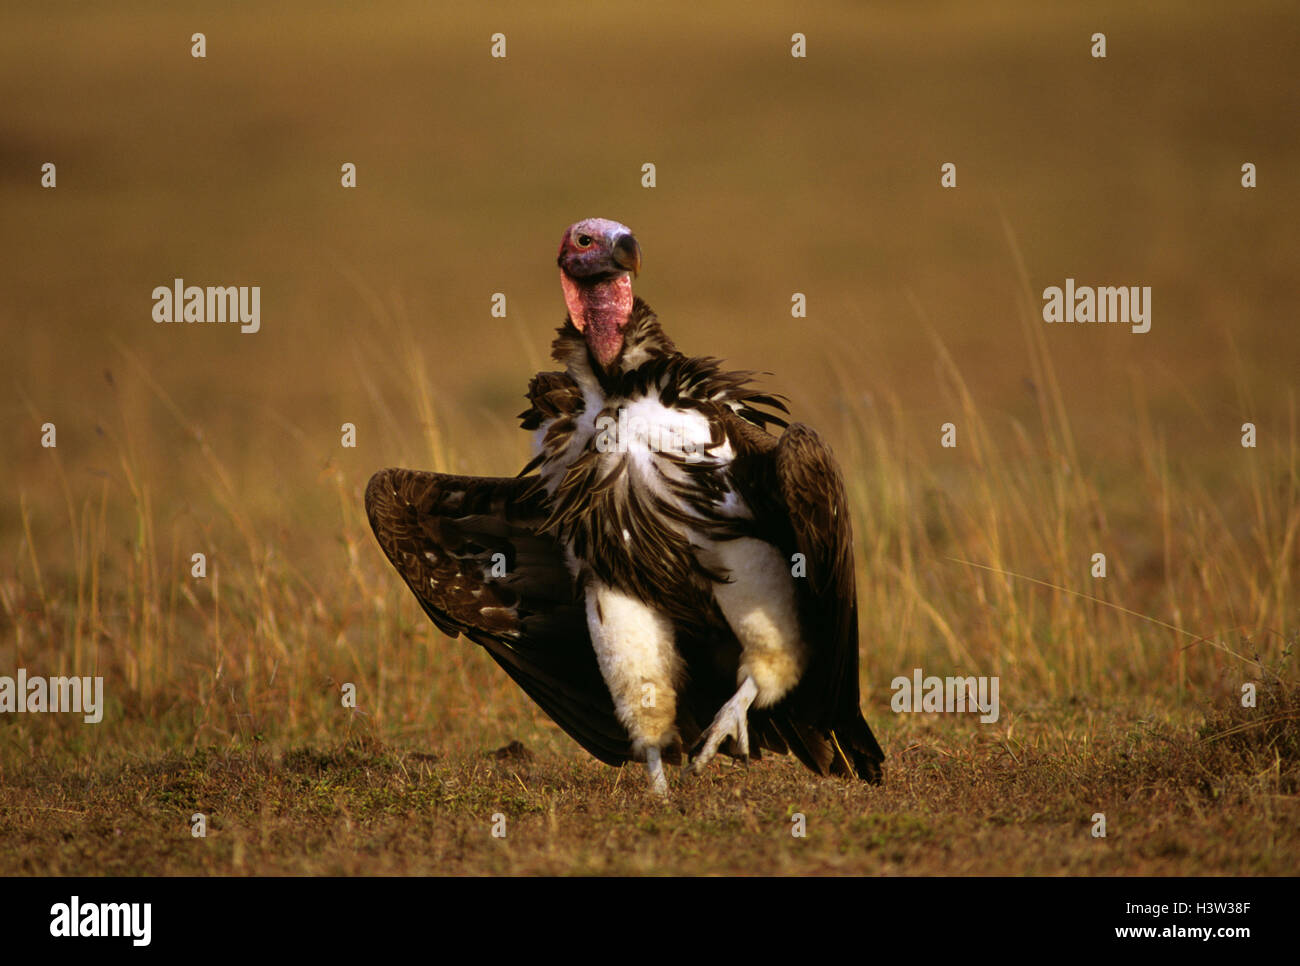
[611,232,641,277]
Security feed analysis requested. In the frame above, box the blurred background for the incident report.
[1,1,1296,751]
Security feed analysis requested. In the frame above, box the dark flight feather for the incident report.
[364,469,632,764]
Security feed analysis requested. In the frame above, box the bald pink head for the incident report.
[557,218,641,368]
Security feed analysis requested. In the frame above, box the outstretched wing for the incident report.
[364,468,633,765]
[730,420,885,781]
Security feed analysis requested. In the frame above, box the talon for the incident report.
[687,676,757,775]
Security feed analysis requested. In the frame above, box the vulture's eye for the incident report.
[575,233,593,248]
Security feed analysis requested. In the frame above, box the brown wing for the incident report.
[729,420,885,781]
[364,468,632,765]
[518,370,581,430]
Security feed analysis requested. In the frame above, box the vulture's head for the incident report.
[557,218,641,368]
[557,217,641,281]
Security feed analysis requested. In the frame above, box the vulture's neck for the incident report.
[553,296,677,396]
[560,272,632,368]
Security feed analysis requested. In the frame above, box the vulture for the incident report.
[365,217,884,794]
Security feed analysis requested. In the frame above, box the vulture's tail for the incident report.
[826,713,885,783]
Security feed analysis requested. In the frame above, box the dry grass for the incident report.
[1,0,1298,874]
[3,688,1298,875]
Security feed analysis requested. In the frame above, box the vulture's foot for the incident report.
[645,746,669,796]
[687,676,758,775]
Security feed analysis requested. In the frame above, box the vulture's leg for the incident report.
[686,675,757,774]
[689,537,809,775]
[644,746,668,796]
[584,578,682,796]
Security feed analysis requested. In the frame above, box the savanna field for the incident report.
[1,1,1297,875]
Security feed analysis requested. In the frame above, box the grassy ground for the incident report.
[1,1,1297,874]
[3,686,1296,875]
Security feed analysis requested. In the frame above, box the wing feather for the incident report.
[728,419,885,781]
[365,468,633,765]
